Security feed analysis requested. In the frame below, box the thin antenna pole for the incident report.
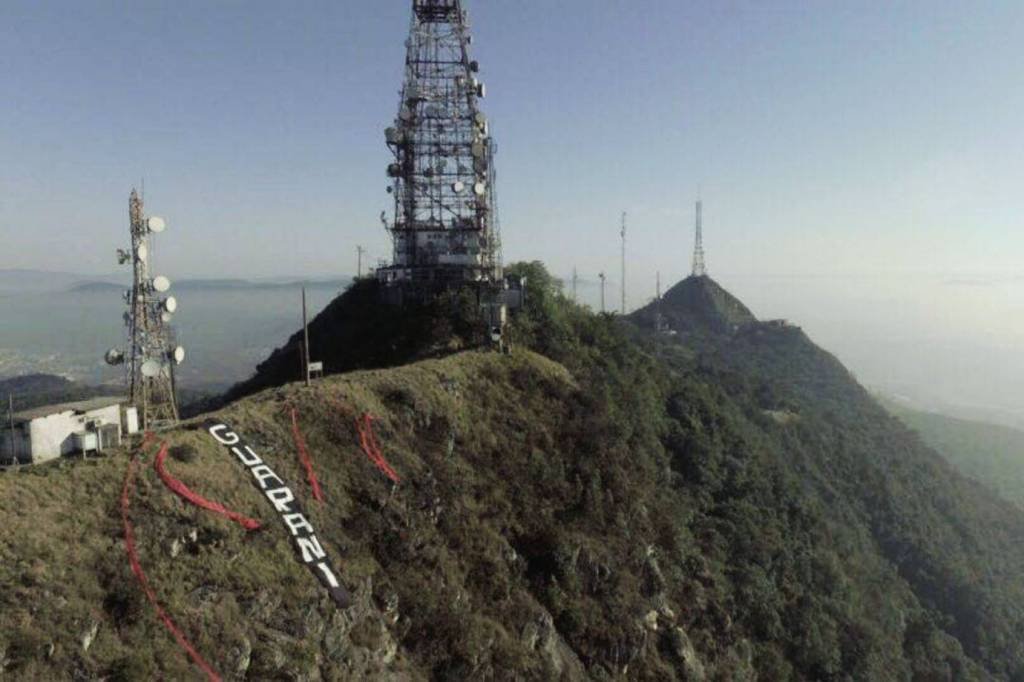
[357,246,366,279]
[599,272,606,313]
[7,394,15,466]
[620,212,627,314]
[692,199,706,277]
[572,267,578,302]
[302,287,311,387]
[657,271,661,299]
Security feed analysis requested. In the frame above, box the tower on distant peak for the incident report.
[691,199,707,277]
[377,0,502,291]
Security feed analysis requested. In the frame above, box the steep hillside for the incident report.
[883,399,1024,510]
[2,265,1023,680]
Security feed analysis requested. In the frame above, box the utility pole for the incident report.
[356,245,366,279]
[599,272,606,313]
[7,394,15,466]
[572,267,578,302]
[620,212,627,315]
[302,286,311,387]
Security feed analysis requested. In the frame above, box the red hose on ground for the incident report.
[153,443,262,531]
[355,413,401,484]
[121,436,222,682]
[289,407,325,503]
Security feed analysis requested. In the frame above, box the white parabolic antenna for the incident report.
[152,276,171,293]
[161,312,174,324]
[136,245,148,262]
[141,359,161,378]
[163,296,178,313]
[474,182,486,196]
[148,216,166,233]
[173,346,186,365]
[452,181,465,193]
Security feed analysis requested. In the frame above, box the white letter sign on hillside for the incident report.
[205,421,351,608]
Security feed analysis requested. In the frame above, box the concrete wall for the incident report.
[26,404,122,463]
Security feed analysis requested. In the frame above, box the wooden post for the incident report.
[8,394,16,466]
[302,286,311,387]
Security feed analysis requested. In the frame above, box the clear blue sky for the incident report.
[1,1,1022,291]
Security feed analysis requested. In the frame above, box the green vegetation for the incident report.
[883,399,1024,509]
[1,265,1023,680]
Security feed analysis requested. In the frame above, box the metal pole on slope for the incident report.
[302,286,311,388]
[599,272,606,313]
[357,246,366,279]
[572,267,578,302]
[8,394,16,466]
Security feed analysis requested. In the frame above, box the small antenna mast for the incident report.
[598,272,607,313]
[691,199,706,277]
[620,212,627,314]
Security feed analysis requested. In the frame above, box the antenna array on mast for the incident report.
[105,189,183,429]
[377,0,502,289]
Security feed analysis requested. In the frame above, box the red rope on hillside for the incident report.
[121,437,222,682]
[289,407,325,503]
[355,413,401,484]
[153,443,262,531]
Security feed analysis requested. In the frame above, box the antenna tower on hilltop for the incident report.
[377,0,502,292]
[620,212,627,314]
[691,199,707,277]
[105,189,183,429]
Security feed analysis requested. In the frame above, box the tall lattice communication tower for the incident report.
[691,199,707,277]
[105,189,184,429]
[377,0,502,291]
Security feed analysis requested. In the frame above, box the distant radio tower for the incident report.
[571,266,578,302]
[356,245,366,278]
[691,199,707,277]
[105,189,183,429]
[620,211,627,314]
[598,272,607,313]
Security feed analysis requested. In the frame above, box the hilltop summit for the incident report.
[631,274,756,334]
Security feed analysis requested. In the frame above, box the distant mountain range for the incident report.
[0,269,352,294]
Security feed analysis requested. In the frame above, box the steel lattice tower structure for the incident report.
[378,0,502,290]
[106,190,183,429]
[691,199,707,277]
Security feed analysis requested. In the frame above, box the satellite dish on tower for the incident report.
[147,216,166,233]
[452,181,466,194]
[141,359,161,378]
[172,346,186,365]
[104,348,125,366]
[136,244,148,262]
[161,312,174,324]
[474,182,487,196]
[152,276,171,293]
[471,141,485,158]
[163,296,177,313]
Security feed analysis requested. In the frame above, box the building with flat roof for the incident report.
[1,397,138,465]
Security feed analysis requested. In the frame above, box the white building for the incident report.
[1,397,138,465]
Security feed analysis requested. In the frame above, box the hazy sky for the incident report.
[2,2,1023,418]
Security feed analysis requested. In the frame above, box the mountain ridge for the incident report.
[2,264,1023,680]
